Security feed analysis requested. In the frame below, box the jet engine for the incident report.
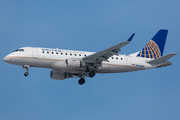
[66,59,85,70]
[51,59,86,72]
[50,70,71,80]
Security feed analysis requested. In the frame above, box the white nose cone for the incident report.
[3,56,11,63]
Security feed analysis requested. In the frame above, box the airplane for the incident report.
[3,29,177,85]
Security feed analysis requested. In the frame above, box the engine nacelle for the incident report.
[50,70,70,80]
[66,59,84,70]
[51,59,86,72]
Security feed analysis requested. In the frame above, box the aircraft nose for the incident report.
[3,56,11,63]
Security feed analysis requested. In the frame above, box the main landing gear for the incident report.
[88,70,96,78]
[78,70,96,85]
[23,65,30,77]
[78,78,85,85]
[85,66,96,78]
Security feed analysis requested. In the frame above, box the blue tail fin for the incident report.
[136,29,168,59]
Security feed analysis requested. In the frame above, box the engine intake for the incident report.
[66,59,83,70]
[50,70,70,80]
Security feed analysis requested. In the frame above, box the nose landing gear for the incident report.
[23,65,30,77]
[24,72,29,76]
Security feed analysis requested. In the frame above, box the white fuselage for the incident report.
[3,47,157,74]
[3,30,175,85]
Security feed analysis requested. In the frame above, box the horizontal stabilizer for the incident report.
[147,53,177,64]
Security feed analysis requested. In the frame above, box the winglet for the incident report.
[127,33,135,42]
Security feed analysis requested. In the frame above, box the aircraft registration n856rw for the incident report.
[3,29,177,85]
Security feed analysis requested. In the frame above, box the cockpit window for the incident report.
[13,49,24,52]
[13,49,19,52]
[19,49,24,52]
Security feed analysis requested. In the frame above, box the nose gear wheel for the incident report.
[23,65,30,77]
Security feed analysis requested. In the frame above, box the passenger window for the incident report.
[61,53,63,55]
[79,54,81,56]
[74,54,77,56]
[42,51,44,53]
[47,52,49,54]
[70,53,72,56]
[56,52,58,54]
[116,57,118,60]
[84,55,86,57]
[121,58,123,60]
[65,53,67,55]
[52,52,54,54]
[112,57,114,59]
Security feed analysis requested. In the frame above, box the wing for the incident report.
[82,33,135,67]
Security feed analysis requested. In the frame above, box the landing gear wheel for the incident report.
[89,70,96,78]
[23,65,30,77]
[24,72,29,77]
[78,78,85,85]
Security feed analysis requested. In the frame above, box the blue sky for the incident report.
[0,0,180,120]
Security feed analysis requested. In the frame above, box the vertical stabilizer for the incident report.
[136,29,168,59]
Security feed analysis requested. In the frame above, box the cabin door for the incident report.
[32,47,38,58]
[126,56,131,66]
